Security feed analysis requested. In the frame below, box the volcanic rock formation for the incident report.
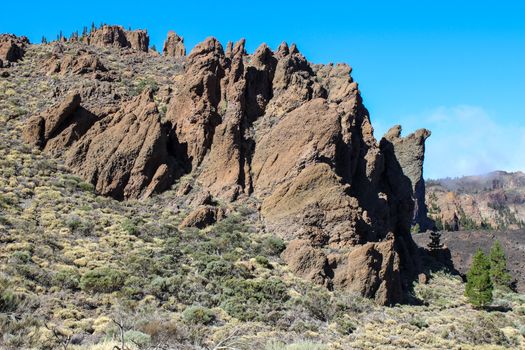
[163,31,186,57]
[45,48,108,77]
[23,33,433,304]
[0,34,29,68]
[84,25,149,52]
[382,125,435,232]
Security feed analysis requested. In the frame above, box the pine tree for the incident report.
[489,240,512,290]
[41,36,48,44]
[465,249,493,308]
[150,45,157,52]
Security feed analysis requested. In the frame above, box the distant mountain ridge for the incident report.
[426,171,525,231]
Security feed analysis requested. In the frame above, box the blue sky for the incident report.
[2,0,524,179]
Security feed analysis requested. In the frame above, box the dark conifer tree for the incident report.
[465,249,493,308]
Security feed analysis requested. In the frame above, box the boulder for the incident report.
[162,31,186,57]
[281,239,331,286]
[179,206,225,229]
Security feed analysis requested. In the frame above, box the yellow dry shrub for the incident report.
[92,316,112,334]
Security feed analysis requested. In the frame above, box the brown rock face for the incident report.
[23,35,433,305]
[163,31,186,57]
[24,90,183,200]
[23,93,81,148]
[332,239,402,305]
[382,126,435,232]
[0,34,29,67]
[45,49,107,76]
[85,25,149,52]
[179,206,225,229]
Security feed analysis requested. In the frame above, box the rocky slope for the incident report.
[4,25,435,305]
[426,171,525,231]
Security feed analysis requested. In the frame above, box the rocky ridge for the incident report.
[83,25,149,52]
[15,28,434,305]
[426,171,525,231]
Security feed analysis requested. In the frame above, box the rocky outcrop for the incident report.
[23,34,433,305]
[85,25,149,52]
[46,49,107,76]
[179,205,225,229]
[0,34,29,67]
[23,93,82,148]
[23,89,185,199]
[332,238,402,305]
[163,31,185,57]
[382,126,434,232]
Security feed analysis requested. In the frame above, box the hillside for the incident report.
[426,171,525,231]
[1,26,524,349]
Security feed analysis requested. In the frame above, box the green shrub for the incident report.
[149,275,183,300]
[65,215,82,231]
[122,218,142,236]
[182,305,215,325]
[335,316,357,334]
[409,317,429,329]
[65,214,94,235]
[262,236,286,255]
[295,288,334,322]
[78,181,94,192]
[123,276,146,299]
[124,330,151,347]
[255,255,272,269]
[10,250,32,264]
[54,267,80,290]
[0,288,18,313]
[133,78,159,95]
[80,267,126,293]
[220,278,289,321]
[202,259,233,279]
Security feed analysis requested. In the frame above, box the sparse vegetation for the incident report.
[0,38,523,350]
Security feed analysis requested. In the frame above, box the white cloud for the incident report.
[373,106,525,179]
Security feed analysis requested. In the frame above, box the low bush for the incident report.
[220,278,289,321]
[262,236,286,255]
[53,266,80,290]
[182,305,215,325]
[80,267,126,293]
